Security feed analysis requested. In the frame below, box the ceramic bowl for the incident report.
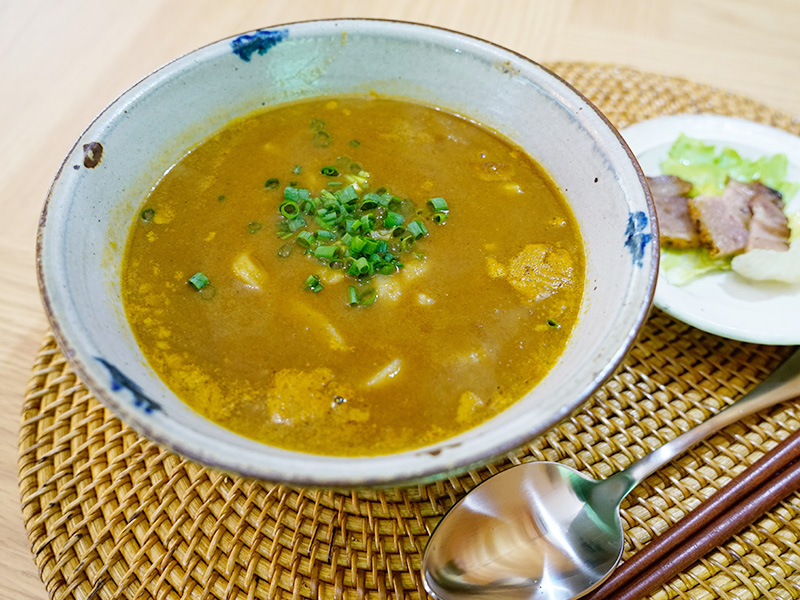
[37,19,657,487]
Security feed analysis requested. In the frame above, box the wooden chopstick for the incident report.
[583,425,800,600]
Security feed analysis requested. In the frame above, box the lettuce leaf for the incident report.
[660,247,731,286]
[661,134,800,198]
[657,134,798,285]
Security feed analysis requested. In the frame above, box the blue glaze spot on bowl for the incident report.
[97,358,162,414]
[231,29,289,62]
[624,211,652,268]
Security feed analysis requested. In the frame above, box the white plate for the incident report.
[622,114,800,345]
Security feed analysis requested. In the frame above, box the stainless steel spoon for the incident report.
[423,349,800,600]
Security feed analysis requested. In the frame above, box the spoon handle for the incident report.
[604,349,800,501]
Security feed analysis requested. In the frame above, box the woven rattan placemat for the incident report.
[19,62,800,600]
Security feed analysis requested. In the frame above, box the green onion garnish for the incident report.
[547,319,560,329]
[321,166,339,176]
[273,176,448,307]
[284,187,310,202]
[349,139,361,148]
[407,219,428,239]
[188,272,210,290]
[361,238,379,255]
[264,178,279,189]
[296,230,315,249]
[279,200,300,218]
[383,211,404,229]
[140,208,155,222]
[348,256,370,276]
[293,165,302,174]
[248,222,262,233]
[358,287,377,306]
[428,197,449,212]
[313,245,338,260]
[338,186,359,203]
[305,275,323,293]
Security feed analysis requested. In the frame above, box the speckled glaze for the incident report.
[37,19,657,487]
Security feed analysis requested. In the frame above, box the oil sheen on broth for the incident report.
[122,96,584,456]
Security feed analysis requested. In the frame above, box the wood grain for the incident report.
[3,1,800,597]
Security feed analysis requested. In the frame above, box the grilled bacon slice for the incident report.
[646,175,699,248]
[687,179,755,257]
[746,186,791,253]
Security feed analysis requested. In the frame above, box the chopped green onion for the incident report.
[283,187,310,202]
[432,213,447,224]
[264,178,279,189]
[349,139,361,148]
[218,195,226,202]
[305,274,323,293]
[286,216,307,232]
[357,287,377,306]
[407,219,428,239]
[313,245,338,260]
[348,256,370,276]
[348,236,366,253]
[321,166,339,176]
[347,285,377,307]
[383,211,404,228]
[248,222,262,233]
[296,230,315,249]
[140,208,155,222]
[277,244,293,258]
[547,319,560,329]
[361,239,379,255]
[279,200,300,218]
[188,272,210,290]
[327,181,343,188]
[428,197,449,212]
[400,233,415,252]
[316,230,336,241]
[293,165,302,174]
[310,119,325,131]
[359,214,375,232]
[360,196,379,210]
[337,186,359,203]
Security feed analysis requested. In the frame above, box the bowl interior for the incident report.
[38,19,657,487]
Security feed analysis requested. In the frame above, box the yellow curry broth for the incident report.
[122,96,584,456]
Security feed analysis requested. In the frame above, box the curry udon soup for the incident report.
[121,96,585,456]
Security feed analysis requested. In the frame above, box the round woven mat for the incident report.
[19,62,800,600]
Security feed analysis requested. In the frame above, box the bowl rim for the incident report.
[36,17,658,488]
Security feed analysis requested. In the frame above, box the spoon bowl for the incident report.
[423,463,625,600]
[423,349,800,600]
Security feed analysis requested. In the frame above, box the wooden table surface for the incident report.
[3,1,800,597]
